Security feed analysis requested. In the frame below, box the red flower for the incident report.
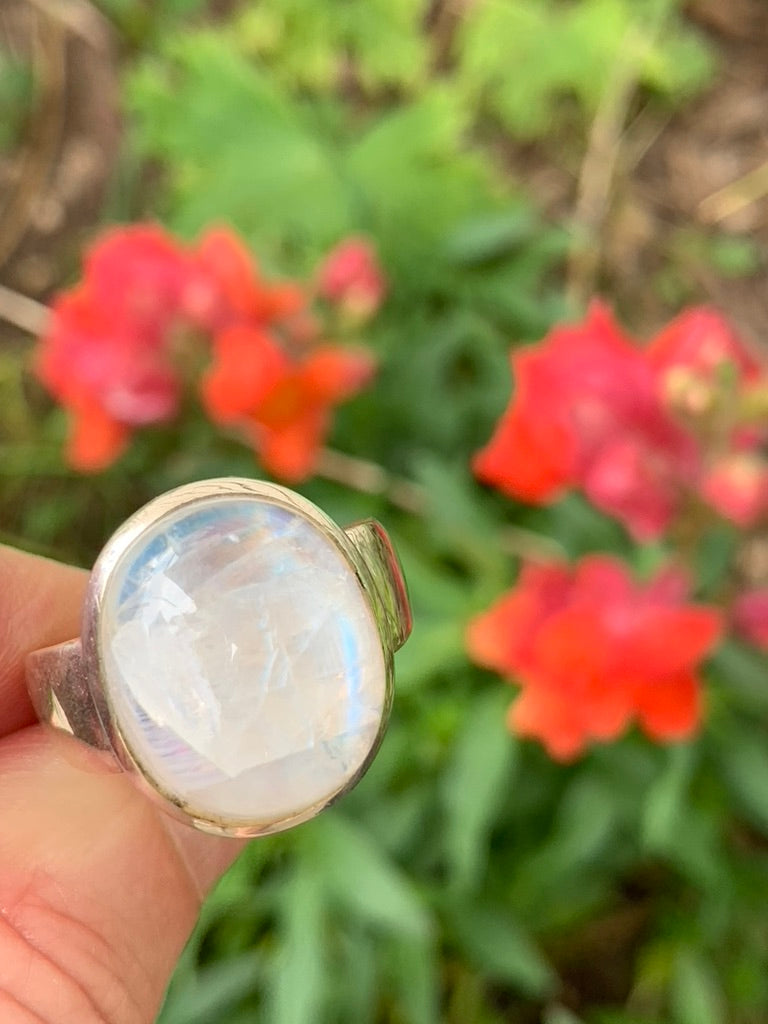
[84,224,193,340]
[35,228,195,470]
[646,307,768,525]
[467,557,722,760]
[732,589,768,651]
[700,453,768,527]
[36,224,378,476]
[317,238,387,320]
[202,325,375,481]
[473,302,698,540]
[647,307,761,389]
[187,227,307,333]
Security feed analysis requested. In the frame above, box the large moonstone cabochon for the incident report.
[98,496,387,825]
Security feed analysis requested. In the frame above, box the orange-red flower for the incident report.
[187,227,307,333]
[474,302,768,537]
[467,557,722,760]
[36,224,378,476]
[473,302,698,540]
[202,325,376,481]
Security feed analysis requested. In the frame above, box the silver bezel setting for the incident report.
[72,477,409,838]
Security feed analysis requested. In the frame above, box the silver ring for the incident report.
[26,478,411,838]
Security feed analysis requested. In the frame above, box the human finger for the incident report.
[0,545,88,739]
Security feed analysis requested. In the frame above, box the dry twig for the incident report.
[698,160,768,225]
[315,447,426,515]
[0,283,49,335]
[25,0,109,49]
[566,31,641,308]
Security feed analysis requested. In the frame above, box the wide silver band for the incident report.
[25,478,412,837]
[28,639,113,752]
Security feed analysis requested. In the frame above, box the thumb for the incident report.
[0,545,244,1024]
[0,727,243,1024]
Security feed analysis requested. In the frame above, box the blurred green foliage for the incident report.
[236,0,429,94]
[0,52,32,153]
[218,0,713,140]
[457,0,713,139]
[4,1,768,1023]
[94,0,208,45]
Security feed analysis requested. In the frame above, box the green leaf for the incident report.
[269,861,326,1024]
[537,494,633,560]
[127,32,349,245]
[158,954,261,1024]
[548,772,624,868]
[710,641,768,714]
[387,936,440,1024]
[394,538,474,619]
[233,0,429,94]
[0,54,33,152]
[543,1007,585,1024]
[377,310,512,456]
[346,88,502,274]
[309,814,431,938]
[706,235,763,278]
[694,526,738,595]
[458,0,713,140]
[443,208,538,266]
[641,744,695,852]
[671,951,725,1024]
[410,456,511,584]
[510,771,623,924]
[333,927,378,1024]
[442,688,517,890]
[449,901,557,998]
[713,724,768,836]
[95,0,207,42]
[361,784,432,857]
[412,457,499,539]
[631,542,671,581]
[394,620,468,692]
[593,1013,661,1024]
[661,806,723,890]
[640,745,722,887]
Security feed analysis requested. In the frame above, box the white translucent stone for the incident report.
[98,496,387,825]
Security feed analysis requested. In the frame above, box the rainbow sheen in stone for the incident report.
[98,496,387,825]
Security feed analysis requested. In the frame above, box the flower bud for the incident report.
[317,238,387,322]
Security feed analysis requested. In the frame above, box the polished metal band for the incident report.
[27,639,112,751]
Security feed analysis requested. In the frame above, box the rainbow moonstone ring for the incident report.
[26,478,411,837]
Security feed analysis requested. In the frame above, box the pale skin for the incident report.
[0,546,245,1023]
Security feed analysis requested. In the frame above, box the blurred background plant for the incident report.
[1,0,768,1022]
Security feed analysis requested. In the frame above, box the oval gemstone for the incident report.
[98,495,387,827]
